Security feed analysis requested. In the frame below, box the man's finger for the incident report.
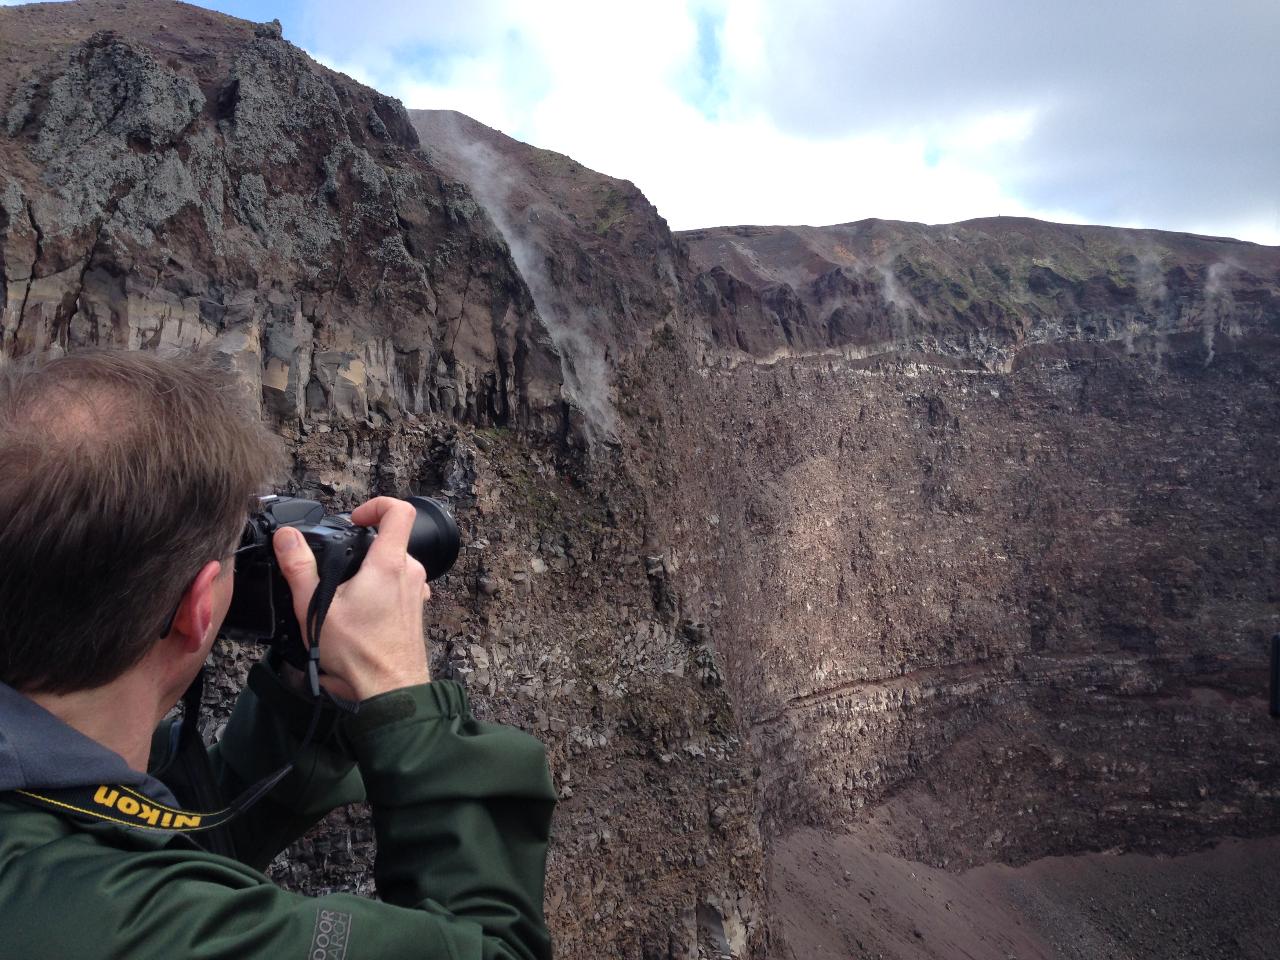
[350,497,417,569]
[273,526,320,623]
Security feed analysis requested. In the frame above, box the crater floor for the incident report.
[772,824,1280,960]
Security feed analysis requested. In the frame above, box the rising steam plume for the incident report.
[426,114,619,442]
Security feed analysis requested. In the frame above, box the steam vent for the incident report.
[2,2,1278,958]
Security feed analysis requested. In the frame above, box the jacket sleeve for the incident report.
[345,680,556,957]
[206,660,367,870]
[18,679,557,960]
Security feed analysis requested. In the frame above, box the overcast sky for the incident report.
[7,0,1278,243]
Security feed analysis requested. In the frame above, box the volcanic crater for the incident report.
[1,3,1277,958]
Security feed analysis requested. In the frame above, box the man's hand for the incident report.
[272,497,432,701]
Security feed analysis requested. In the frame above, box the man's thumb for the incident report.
[273,526,319,594]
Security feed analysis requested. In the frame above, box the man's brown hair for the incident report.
[0,348,288,693]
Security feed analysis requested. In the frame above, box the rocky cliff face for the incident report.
[3,3,1279,959]
[637,326,1280,864]
[683,218,1280,370]
[409,109,686,443]
[656,220,1280,954]
[0,0,568,433]
[667,219,1280,868]
[0,5,766,959]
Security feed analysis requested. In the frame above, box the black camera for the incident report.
[221,495,460,668]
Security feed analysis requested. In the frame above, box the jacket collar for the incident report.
[0,679,179,808]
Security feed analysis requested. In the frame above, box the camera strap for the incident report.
[12,575,361,837]
[11,772,295,835]
[10,668,309,836]
[304,561,362,716]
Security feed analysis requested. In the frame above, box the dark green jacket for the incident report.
[0,665,556,959]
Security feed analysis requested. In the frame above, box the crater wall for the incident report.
[642,226,1280,869]
[3,3,1279,957]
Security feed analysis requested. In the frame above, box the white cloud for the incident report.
[296,0,1278,244]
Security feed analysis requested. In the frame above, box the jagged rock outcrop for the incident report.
[684,219,1280,370]
[0,0,568,433]
[410,109,687,442]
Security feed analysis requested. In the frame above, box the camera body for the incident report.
[221,495,459,668]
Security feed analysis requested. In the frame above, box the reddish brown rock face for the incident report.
[682,219,1280,370]
[636,339,1280,864]
[664,219,1280,866]
[0,0,567,433]
[3,3,1279,959]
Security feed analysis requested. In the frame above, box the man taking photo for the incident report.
[0,348,555,959]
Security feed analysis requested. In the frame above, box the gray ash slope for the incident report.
[3,3,1280,959]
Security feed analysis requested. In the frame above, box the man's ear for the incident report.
[166,560,224,654]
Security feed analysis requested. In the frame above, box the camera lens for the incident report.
[406,496,461,580]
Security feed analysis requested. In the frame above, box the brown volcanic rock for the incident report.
[0,0,563,431]
[683,218,1280,367]
[409,109,686,441]
[5,3,1280,959]
[634,221,1280,881]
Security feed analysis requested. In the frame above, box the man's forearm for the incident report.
[207,656,556,960]
[349,680,556,960]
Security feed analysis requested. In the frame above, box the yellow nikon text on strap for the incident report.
[91,786,204,829]
[8,783,242,832]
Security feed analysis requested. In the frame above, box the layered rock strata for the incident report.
[683,218,1280,371]
[658,219,1280,869]
[633,331,1280,866]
